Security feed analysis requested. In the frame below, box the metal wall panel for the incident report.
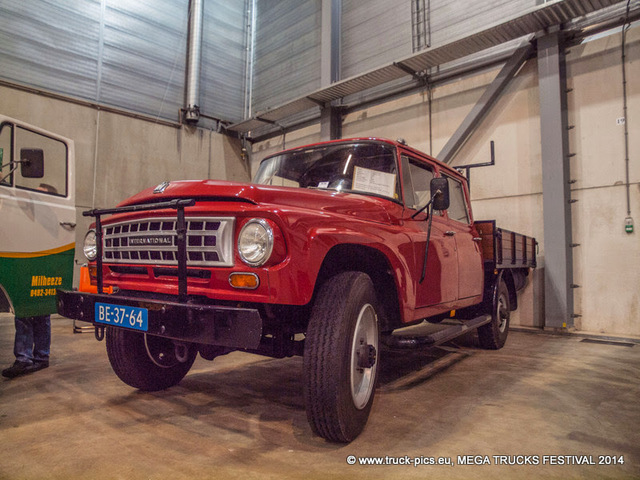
[341,0,412,79]
[0,0,249,123]
[429,0,537,47]
[99,0,188,120]
[1,0,614,126]
[0,0,101,101]
[339,0,538,82]
[201,0,248,123]
[252,0,321,114]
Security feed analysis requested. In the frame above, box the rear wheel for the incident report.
[106,327,197,391]
[304,271,379,443]
[478,277,510,349]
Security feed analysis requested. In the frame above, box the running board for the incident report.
[382,314,491,350]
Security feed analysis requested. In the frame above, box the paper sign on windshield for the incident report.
[352,167,396,198]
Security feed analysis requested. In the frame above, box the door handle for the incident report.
[60,222,76,229]
[445,231,456,236]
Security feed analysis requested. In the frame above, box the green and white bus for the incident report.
[0,115,75,317]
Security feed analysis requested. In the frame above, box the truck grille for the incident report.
[102,217,235,267]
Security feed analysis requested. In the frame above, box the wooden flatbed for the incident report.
[475,220,537,270]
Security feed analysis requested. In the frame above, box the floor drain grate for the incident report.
[580,339,635,348]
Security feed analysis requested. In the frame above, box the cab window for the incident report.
[15,126,68,196]
[401,155,434,210]
[444,175,470,224]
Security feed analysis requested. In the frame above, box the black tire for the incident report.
[478,277,510,350]
[304,271,380,443]
[105,327,197,391]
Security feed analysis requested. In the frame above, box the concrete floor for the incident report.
[1,313,639,480]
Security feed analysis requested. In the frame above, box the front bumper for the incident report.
[57,289,263,350]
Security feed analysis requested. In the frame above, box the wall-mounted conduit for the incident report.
[622,0,633,230]
[184,0,204,124]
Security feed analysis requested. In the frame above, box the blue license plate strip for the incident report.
[95,302,148,332]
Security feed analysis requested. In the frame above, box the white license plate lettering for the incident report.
[95,303,148,332]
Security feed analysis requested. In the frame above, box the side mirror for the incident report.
[20,148,44,178]
[430,177,450,211]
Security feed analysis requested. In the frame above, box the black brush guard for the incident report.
[57,199,263,350]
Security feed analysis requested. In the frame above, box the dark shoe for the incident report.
[31,361,49,372]
[2,361,35,378]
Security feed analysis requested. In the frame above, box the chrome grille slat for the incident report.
[102,216,235,267]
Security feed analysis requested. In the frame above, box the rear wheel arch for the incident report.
[481,268,517,312]
[500,269,518,311]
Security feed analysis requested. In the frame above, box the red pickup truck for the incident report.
[58,138,536,442]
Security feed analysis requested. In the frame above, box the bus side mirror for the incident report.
[20,149,44,178]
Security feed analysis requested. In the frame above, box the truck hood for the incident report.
[118,180,395,224]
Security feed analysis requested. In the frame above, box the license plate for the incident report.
[95,302,148,332]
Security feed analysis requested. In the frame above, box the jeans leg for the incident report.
[13,316,34,364]
[32,315,51,363]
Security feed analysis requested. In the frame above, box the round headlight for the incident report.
[83,229,97,261]
[238,219,274,267]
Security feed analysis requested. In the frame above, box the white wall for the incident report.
[567,28,640,336]
[252,25,640,337]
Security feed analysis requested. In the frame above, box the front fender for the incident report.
[267,220,414,323]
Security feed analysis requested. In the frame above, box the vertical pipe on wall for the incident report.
[91,109,101,209]
[622,0,631,218]
[184,0,204,124]
[92,0,106,209]
[427,83,433,156]
[243,0,257,120]
[427,0,431,48]
[96,0,106,103]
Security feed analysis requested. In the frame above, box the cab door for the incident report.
[0,116,76,317]
[401,154,457,309]
[442,174,483,301]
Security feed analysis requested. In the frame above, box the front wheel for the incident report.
[477,276,510,349]
[106,327,197,391]
[304,271,380,443]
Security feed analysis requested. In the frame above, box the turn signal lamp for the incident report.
[79,265,113,294]
[229,272,259,290]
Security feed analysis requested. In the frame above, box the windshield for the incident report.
[253,142,400,201]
